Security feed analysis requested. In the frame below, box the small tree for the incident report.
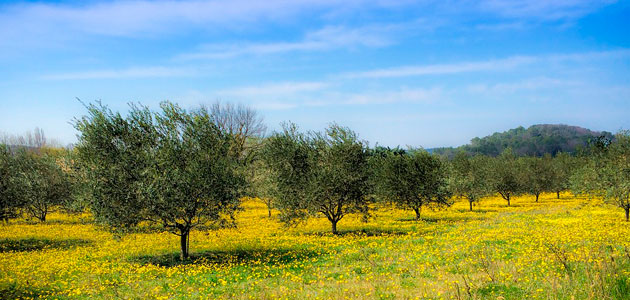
[520,155,554,202]
[0,145,22,222]
[450,152,492,211]
[550,152,576,199]
[13,151,71,222]
[571,131,630,221]
[248,157,276,217]
[490,148,523,206]
[262,123,371,234]
[376,149,452,219]
[75,101,244,259]
[201,101,266,165]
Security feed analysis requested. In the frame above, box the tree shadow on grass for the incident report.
[0,237,92,252]
[454,208,499,213]
[395,215,478,223]
[301,227,411,237]
[0,283,58,300]
[121,224,224,235]
[130,248,322,268]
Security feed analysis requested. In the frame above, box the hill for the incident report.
[431,124,613,157]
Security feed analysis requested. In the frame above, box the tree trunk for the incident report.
[557,191,560,199]
[268,208,272,218]
[507,194,511,206]
[469,200,473,211]
[331,220,338,235]
[39,207,47,222]
[535,193,539,202]
[625,207,629,222]
[180,230,190,260]
[413,207,421,220]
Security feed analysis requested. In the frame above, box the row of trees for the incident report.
[450,150,577,209]
[1,101,627,260]
[259,126,580,234]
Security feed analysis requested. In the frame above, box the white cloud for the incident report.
[467,77,580,94]
[41,66,196,80]
[0,0,415,39]
[343,49,630,79]
[341,87,443,105]
[176,22,417,60]
[478,0,617,21]
[343,56,536,78]
[218,81,328,97]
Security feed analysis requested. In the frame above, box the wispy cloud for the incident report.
[41,66,196,80]
[1,0,613,48]
[467,77,581,94]
[343,49,630,79]
[478,0,617,21]
[0,0,415,38]
[176,22,423,60]
[212,81,330,111]
[343,56,536,78]
[338,87,443,105]
[218,81,328,98]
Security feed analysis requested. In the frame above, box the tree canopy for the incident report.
[571,130,630,221]
[376,149,452,219]
[450,152,493,211]
[74,101,245,259]
[262,123,372,234]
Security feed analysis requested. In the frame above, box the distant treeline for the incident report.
[431,124,614,158]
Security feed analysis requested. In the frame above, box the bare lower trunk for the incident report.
[469,200,473,211]
[331,220,338,235]
[268,208,271,218]
[180,230,190,260]
[625,207,629,222]
[413,207,421,220]
[499,192,511,206]
[535,193,540,202]
[557,191,560,199]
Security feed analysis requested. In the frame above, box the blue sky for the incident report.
[1,0,629,148]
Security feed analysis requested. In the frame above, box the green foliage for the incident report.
[375,148,452,219]
[571,130,630,220]
[0,144,21,221]
[519,155,554,202]
[262,123,372,233]
[450,152,493,210]
[0,146,72,222]
[490,148,524,206]
[74,101,245,258]
[433,124,612,157]
[13,151,71,222]
[550,152,578,198]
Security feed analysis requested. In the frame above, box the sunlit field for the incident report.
[1,193,629,300]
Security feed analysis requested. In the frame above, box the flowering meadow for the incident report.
[1,193,629,299]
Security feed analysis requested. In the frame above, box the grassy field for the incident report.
[1,193,629,299]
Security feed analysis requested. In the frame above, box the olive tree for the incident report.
[74,101,244,259]
[520,155,554,202]
[450,152,492,211]
[376,149,452,220]
[571,131,630,221]
[550,152,576,199]
[13,151,71,222]
[262,123,371,234]
[0,145,21,222]
[490,148,524,206]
